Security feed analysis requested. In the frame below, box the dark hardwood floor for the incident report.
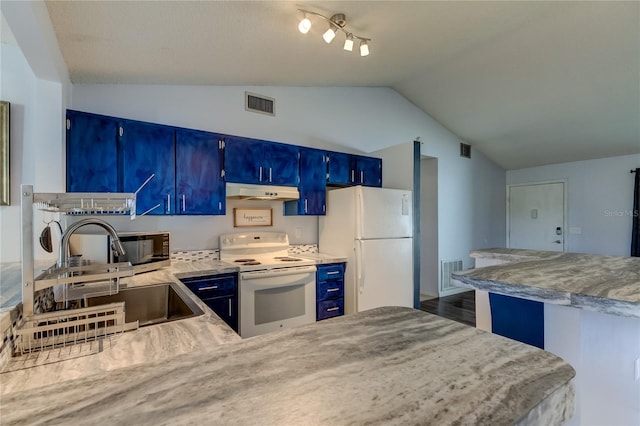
[419,291,476,327]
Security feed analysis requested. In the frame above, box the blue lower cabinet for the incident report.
[489,293,544,349]
[181,274,238,332]
[316,263,345,321]
[317,299,344,321]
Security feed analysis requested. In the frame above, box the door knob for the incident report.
[553,240,562,244]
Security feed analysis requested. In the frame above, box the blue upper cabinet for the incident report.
[224,136,299,186]
[120,119,176,216]
[284,147,326,216]
[355,155,382,187]
[223,136,262,184]
[175,129,226,215]
[326,151,352,186]
[66,110,119,192]
[265,142,299,186]
[326,151,382,187]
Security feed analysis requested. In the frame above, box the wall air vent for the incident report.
[460,142,471,158]
[245,92,275,116]
[440,259,463,293]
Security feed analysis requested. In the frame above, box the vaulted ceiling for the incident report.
[42,1,639,170]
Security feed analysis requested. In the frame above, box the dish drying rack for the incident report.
[16,185,139,355]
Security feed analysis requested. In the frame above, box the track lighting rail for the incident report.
[297,9,371,56]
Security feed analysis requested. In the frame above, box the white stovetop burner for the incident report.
[219,232,315,271]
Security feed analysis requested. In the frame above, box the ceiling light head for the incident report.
[323,26,336,44]
[298,16,311,34]
[360,40,370,57]
[344,34,354,51]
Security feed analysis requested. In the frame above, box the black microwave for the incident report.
[69,231,171,274]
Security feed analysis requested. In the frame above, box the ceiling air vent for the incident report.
[460,142,471,158]
[245,92,275,116]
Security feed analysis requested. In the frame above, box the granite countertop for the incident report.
[0,306,575,426]
[0,258,243,395]
[470,248,564,262]
[0,252,346,393]
[453,249,640,319]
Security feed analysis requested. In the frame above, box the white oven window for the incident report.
[255,284,305,325]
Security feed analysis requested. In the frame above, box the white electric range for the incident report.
[219,232,317,338]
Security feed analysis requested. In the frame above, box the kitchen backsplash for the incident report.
[170,245,318,262]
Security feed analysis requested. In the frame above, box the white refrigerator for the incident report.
[319,186,413,314]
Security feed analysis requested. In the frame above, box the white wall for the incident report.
[507,153,640,256]
[0,1,70,263]
[0,42,67,263]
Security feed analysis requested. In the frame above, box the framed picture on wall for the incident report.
[233,208,273,227]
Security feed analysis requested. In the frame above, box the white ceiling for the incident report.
[43,1,639,170]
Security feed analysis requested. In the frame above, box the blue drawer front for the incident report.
[489,293,544,349]
[317,299,344,321]
[317,280,344,301]
[317,264,344,282]
[182,275,237,299]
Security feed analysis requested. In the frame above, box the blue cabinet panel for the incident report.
[176,129,225,215]
[317,280,344,301]
[181,273,238,332]
[326,151,353,186]
[317,263,344,282]
[316,263,345,321]
[356,155,382,187]
[284,147,326,216]
[317,299,344,320]
[66,110,119,192]
[326,151,382,187]
[224,136,261,184]
[121,120,176,215]
[266,142,299,186]
[224,136,299,186]
[489,293,544,349]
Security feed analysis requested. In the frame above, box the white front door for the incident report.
[508,182,565,251]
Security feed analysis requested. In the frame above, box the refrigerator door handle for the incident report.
[356,188,364,240]
[356,240,364,293]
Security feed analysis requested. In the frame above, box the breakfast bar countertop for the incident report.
[0,306,575,426]
[453,248,640,319]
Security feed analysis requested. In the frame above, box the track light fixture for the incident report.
[297,9,371,57]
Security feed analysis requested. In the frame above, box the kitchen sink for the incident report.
[85,282,204,327]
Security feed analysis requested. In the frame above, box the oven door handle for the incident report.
[241,272,315,288]
[241,267,316,282]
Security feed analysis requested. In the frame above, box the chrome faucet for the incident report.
[58,218,126,268]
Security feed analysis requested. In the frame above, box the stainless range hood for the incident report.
[226,182,299,201]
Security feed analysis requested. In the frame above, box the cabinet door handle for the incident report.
[259,166,263,181]
[182,194,186,212]
[327,288,340,292]
[228,299,232,316]
[304,199,308,213]
[269,167,272,183]
[199,285,219,291]
[327,271,340,275]
[327,307,340,312]
[351,170,355,182]
[167,194,171,213]
[360,171,364,183]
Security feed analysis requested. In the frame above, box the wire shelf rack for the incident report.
[13,303,139,355]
